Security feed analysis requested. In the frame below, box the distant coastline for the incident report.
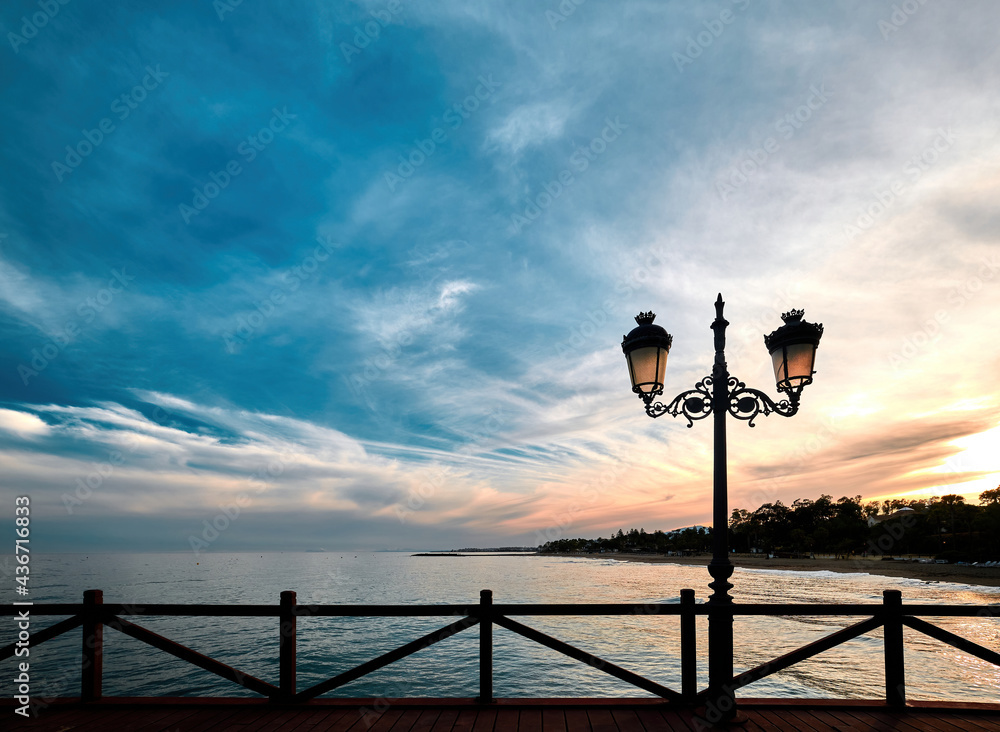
[545,552,1000,589]
[411,552,536,557]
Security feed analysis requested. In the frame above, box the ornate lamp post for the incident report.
[621,294,823,720]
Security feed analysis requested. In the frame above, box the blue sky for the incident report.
[1,0,998,552]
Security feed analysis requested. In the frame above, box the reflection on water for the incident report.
[15,552,1000,700]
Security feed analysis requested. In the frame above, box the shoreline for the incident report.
[545,552,1000,589]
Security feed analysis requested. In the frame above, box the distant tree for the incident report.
[980,487,1000,505]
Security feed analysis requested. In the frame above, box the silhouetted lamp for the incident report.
[763,309,824,399]
[619,294,823,721]
[621,312,673,400]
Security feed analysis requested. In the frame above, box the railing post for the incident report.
[279,590,296,701]
[81,589,103,702]
[883,589,905,707]
[680,589,696,704]
[478,589,493,704]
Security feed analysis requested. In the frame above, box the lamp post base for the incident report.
[707,559,736,723]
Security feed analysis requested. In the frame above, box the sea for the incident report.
[9,552,1000,702]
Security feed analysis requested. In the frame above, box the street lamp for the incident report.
[621,294,823,720]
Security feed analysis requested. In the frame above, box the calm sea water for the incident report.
[9,552,1000,702]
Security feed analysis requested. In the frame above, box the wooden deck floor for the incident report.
[7,699,1000,731]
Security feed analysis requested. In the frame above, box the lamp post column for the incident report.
[708,294,736,718]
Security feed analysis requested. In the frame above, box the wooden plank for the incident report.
[737,711,773,732]
[15,705,95,729]
[800,708,868,731]
[263,709,314,732]
[541,707,566,732]
[128,704,209,731]
[450,708,479,732]
[325,706,374,732]
[54,708,145,732]
[610,709,642,732]
[495,708,519,731]
[174,706,252,732]
[429,708,459,732]
[273,708,333,732]
[408,708,444,732]
[944,714,1000,732]
[387,708,425,732]
[754,707,816,732]
[563,708,591,732]
[903,711,982,732]
[518,707,543,732]
[470,706,496,732]
[585,709,617,732]
[828,709,927,732]
[635,707,682,732]
[216,705,288,732]
[298,706,358,730]
[781,709,838,732]
[364,707,406,732]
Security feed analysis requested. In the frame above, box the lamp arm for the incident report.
[642,375,802,427]
[644,376,715,426]
[726,377,799,427]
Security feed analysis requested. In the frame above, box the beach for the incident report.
[553,553,1000,588]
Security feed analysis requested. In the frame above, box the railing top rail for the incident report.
[4,601,998,618]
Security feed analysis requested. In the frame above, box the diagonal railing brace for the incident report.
[295,615,478,702]
[493,614,683,702]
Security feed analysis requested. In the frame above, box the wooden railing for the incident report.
[3,589,998,706]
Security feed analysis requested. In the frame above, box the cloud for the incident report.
[485,101,575,158]
[0,408,49,437]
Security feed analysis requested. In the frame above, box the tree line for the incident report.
[537,488,1000,562]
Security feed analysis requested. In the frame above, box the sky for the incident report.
[1,1,998,553]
